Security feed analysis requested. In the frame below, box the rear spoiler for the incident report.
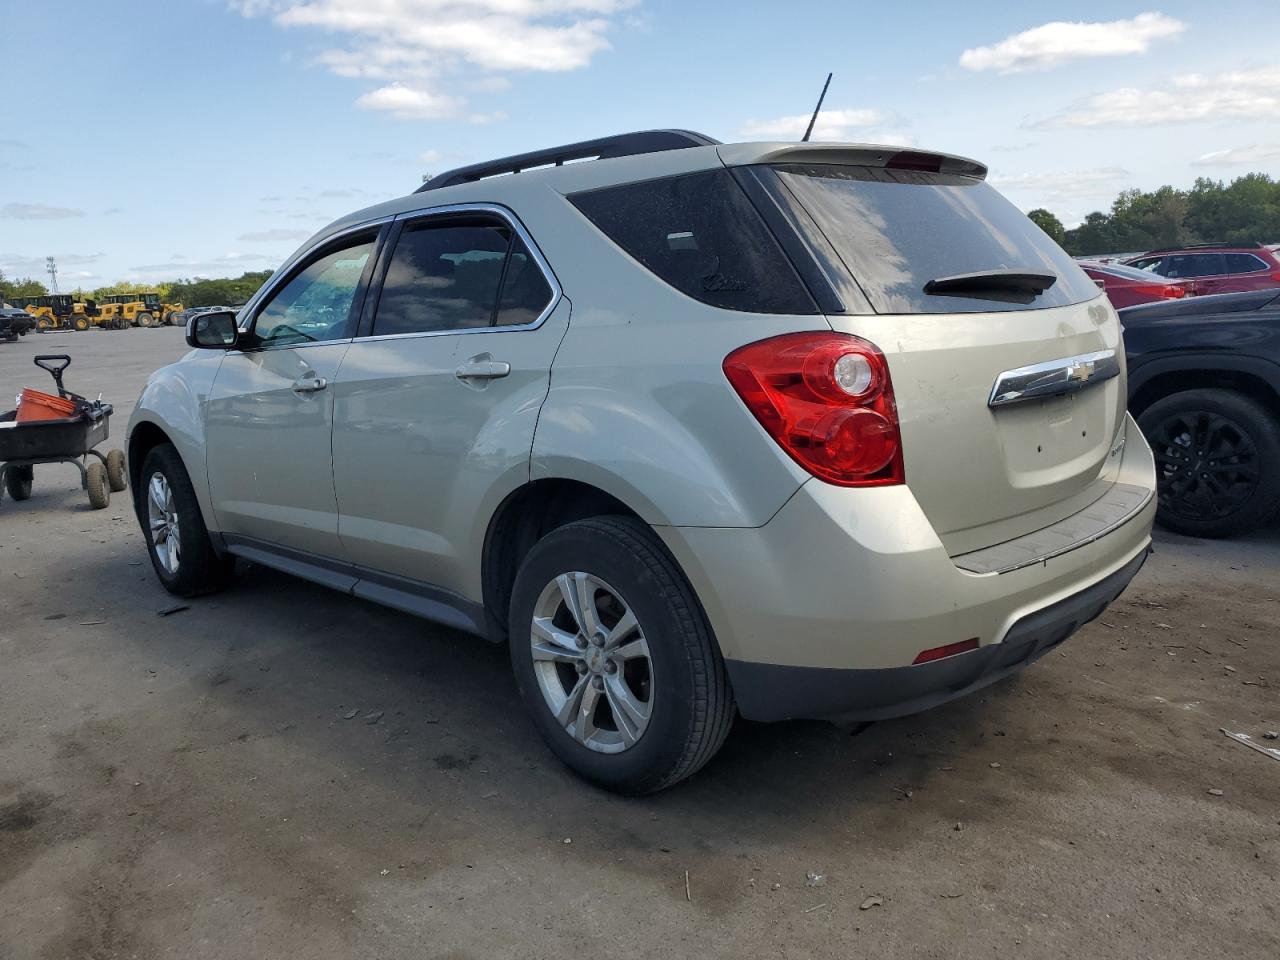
[717,142,988,180]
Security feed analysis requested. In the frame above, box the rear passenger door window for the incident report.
[1165,254,1226,279]
[371,216,554,336]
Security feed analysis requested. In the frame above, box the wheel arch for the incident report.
[1129,355,1280,420]
[481,477,657,643]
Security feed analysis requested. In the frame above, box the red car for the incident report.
[1080,261,1191,309]
[1123,243,1280,295]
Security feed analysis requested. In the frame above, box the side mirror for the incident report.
[186,310,239,349]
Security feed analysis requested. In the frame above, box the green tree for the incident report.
[0,270,50,300]
[1027,208,1066,246]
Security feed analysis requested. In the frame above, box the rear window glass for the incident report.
[569,170,817,314]
[772,164,1100,314]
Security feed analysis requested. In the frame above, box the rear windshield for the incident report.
[772,164,1100,314]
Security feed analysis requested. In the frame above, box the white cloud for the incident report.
[738,108,911,145]
[356,83,465,120]
[1193,143,1280,166]
[234,0,636,121]
[960,12,1184,74]
[1039,65,1280,128]
[237,228,314,243]
[0,202,85,220]
[991,166,1131,201]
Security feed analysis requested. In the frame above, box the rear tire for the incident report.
[4,465,33,501]
[74,316,90,331]
[139,443,233,596]
[86,461,110,509]
[106,449,127,492]
[137,312,155,328]
[508,516,734,794]
[1138,388,1280,538]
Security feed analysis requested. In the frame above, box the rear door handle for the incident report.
[455,359,511,381]
[291,375,328,394]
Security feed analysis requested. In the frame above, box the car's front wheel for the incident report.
[139,443,233,595]
[1138,388,1280,538]
[509,516,734,794]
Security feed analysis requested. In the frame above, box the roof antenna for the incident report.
[801,73,833,142]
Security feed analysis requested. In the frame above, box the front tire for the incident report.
[139,444,233,596]
[508,516,734,794]
[1138,388,1280,538]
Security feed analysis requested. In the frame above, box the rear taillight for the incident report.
[1133,283,1186,300]
[723,332,904,486]
[1270,272,1280,282]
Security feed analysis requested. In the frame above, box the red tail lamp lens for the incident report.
[723,333,904,487]
[912,638,980,665]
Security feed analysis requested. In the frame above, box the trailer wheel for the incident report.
[87,461,110,509]
[106,449,127,492]
[4,465,33,501]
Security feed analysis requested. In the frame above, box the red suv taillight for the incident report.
[1133,283,1186,300]
[723,332,904,487]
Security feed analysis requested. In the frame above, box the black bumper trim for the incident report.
[725,547,1149,723]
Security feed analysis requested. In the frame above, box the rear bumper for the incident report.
[726,546,1147,722]
[656,413,1156,722]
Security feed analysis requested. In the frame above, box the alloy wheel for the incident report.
[1149,410,1259,522]
[147,472,182,574]
[529,572,653,754]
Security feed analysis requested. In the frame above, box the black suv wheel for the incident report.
[1138,388,1280,538]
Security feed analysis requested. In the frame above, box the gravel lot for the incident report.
[1,327,1277,960]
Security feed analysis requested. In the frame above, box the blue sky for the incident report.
[2,0,1279,289]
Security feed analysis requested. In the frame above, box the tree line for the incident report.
[1,270,273,307]
[1028,172,1280,258]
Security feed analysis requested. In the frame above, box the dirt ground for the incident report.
[1,327,1277,960]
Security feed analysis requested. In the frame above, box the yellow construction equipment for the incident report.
[6,295,88,331]
[97,293,184,327]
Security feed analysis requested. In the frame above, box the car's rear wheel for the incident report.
[140,443,233,595]
[1138,388,1280,538]
[508,516,734,794]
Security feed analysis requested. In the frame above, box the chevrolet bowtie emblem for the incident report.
[1066,360,1095,382]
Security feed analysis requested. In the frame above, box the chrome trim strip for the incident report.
[988,349,1120,408]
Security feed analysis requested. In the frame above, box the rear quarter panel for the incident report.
[513,182,823,528]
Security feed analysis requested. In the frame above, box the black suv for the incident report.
[1122,289,1280,537]
[0,308,35,341]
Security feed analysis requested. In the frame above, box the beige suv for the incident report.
[128,130,1156,793]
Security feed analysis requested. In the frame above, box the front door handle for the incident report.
[455,359,511,381]
[291,375,328,394]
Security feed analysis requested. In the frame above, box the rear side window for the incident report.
[772,164,1100,314]
[372,217,554,336]
[1225,253,1268,274]
[569,170,818,314]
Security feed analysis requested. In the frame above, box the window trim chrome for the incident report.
[988,349,1120,408]
[354,201,563,344]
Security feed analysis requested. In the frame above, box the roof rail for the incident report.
[415,129,720,193]
[1149,240,1264,252]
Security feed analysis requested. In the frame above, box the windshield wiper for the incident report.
[923,269,1058,298]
